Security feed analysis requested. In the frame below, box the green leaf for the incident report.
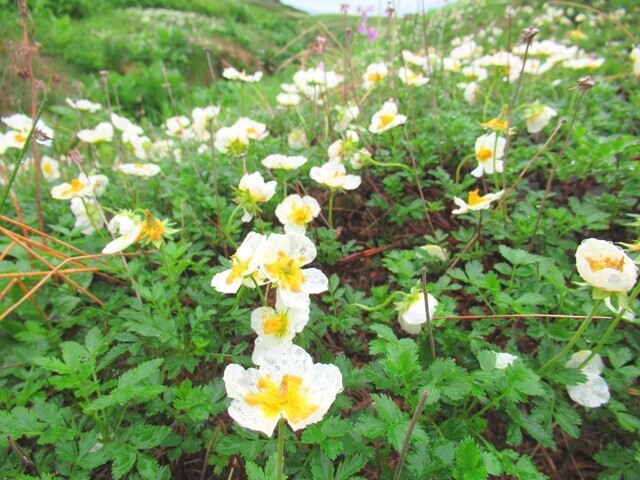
[128,423,172,449]
[107,443,137,480]
[370,393,403,424]
[335,455,367,480]
[499,245,541,266]
[547,367,587,386]
[453,437,487,480]
[137,454,160,478]
[477,350,497,372]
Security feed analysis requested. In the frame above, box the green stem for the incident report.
[537,299,603,375]
[392,391,429,480]
[421,267,436,361]
[250,276,269,307]
[328,188,335,230]
[579,283,640,368]
[367,157,412,172]
[224,205,242,238]
[345,291,405,313]
[276,417,286,480]
[160,244,187,345]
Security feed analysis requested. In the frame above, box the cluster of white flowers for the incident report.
[213,232,342,436]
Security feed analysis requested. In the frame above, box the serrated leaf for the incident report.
[370,393,403,424]
[354,414,386,439]
[499,245,540,266]
[547,367,587,386]
[137,454,160,478]
[245,461,266,480]
[453,437,487,480]
[335,455,367,480]
[128,423,171,449]
[108,443,137,480]
[476,351,496,372]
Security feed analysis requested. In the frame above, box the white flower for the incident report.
[631,47,640,77]
[310,162,361,190]
[70,197,101,235]
[276,92,301,107]
[51,174,95,200]
[214,125,249,155]
[165,115,193,139]
[461,81,479,105]
[222,67,263,83]
[223,343,342,436]
[349,148,372,170]
[260,233,328,309]
[1,113,53,146]
[110,113,143,135]
[369,100,406,133]
[40,155,60,181]
[261,154,307,170]
[234,117,268,141]
[77,122,114,144]
[471,132,506,178]
[108,211,141,236]
[275,194,321,235]
[523,101,558,134]
[88,173,109,197]
[398,67,429,86]
[575,239,637,293]
[334,105,359,132]
[251,293,310,364]
[117,163,161,177]
[402,50,428,67]
[362,62,388,89]
[65,98,102,112]
[565,350,610,408]
[327,130,359,162]
[419,245,448,261]
[237,172,277,222]
[397,291,438,335]
[191,106,219,139]
[288,128,308,150]
[211,232,267,294]
[494,352,518,369]
[452,189,504,215]
[102,209,177,254]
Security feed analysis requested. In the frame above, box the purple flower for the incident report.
[368,27,378,41]
[357,21,367,34]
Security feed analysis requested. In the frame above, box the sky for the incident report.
[280,0,452,16]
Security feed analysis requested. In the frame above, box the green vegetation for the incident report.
[1,0,639,478]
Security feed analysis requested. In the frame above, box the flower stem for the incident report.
[392,390,429,480]
[537,299,602,375]
[579,283,640,368]
[367,157,412,172]
[421,266,436,361]
[276,417,286,480]
[328,188,335,230]
[160,244,187,345]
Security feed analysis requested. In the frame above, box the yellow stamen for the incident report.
[586,256,625,273]
[14,132,27,143]
[226,256,250,285]
[136,209,165,243]
[69,179,86,193]
[263,251,306,292]
[43,162,54,175]
[289,204,313,226]
[377,114,394,130]
[476,146,493,162]
[262,311,289,337]
[368,72,383,84]
[467,189,486,207]
[245,373,318,424]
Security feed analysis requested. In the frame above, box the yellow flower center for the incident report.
[69,178,86,193]
[43,162,54,175]
[482,118,509,132]
[586,256,624,273]
[368,72,383,84]
[244,373,318,424]
[263,251,306,292]
[14,132,27,143]
[136,210,165,244]
[289,204,313,225]
[226,256,250,285]
[134,163,144,169]
[247,127,257,136]
[476,146,494,162]
[262,311,290,337]
[467,189,486,207]
[377,114,395,130]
